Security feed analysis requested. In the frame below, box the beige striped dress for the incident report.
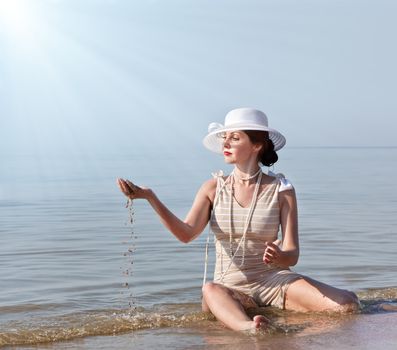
[210,171,302,309]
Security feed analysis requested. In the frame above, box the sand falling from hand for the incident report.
[121,198,138,310]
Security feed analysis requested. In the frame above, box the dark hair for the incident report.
[243,130,278,167]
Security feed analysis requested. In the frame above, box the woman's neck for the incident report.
[233,164,261,184]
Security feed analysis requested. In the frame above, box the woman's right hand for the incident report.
[116,178,150,200]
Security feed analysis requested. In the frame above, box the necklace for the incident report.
[232,168,262,181]
[219,170,262,281]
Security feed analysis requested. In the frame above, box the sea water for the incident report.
[0,147,396,348]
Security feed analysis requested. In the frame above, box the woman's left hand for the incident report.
[263,239,284,265]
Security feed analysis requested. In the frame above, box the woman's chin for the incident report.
[224,157,235,164]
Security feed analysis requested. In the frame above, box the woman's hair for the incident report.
[243,130,278,167]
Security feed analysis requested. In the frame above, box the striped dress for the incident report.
[210,171,302,309]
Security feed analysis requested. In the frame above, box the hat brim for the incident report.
[203,125,286,153]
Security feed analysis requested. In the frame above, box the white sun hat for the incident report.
[203,108,286,153]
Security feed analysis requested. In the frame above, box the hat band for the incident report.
[211,123,270,133]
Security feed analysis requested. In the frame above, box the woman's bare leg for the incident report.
[285,276,360,312]
[202,282,267,331]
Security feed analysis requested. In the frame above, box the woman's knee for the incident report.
[202,282,223,297]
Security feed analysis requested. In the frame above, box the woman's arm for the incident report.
[263,189,300,267]
[279,188,300,265]
[117,178,216,243]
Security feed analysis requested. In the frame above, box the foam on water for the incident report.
[0,304,211,347]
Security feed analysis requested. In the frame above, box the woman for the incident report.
[117,108,360,332]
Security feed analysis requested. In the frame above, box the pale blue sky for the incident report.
[1,0,396,157]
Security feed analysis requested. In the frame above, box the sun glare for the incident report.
[0,0,36,40]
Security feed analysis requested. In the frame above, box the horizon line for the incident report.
[1,145,397,157]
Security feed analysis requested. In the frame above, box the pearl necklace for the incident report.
[232,168,262,181]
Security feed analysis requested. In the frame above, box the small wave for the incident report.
[357,286,397,313]
[357,286,397,300]
[0,305,212,347]
[1,286,397,347]
[0,304,299,347]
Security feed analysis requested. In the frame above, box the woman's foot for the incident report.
[240,315,269,331]
[253,315,268,329]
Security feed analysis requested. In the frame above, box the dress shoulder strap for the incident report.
[211,170,224,184]
[268,170,294,192]
[211,170,229,200]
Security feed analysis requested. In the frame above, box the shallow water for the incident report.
[1,148,396,348]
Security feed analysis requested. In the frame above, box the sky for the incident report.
[0,0,396,158]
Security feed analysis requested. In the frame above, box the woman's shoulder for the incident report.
[198,177,218,204]
[200,170,228,198]
[200,172,220,192]
[202,177,218,189]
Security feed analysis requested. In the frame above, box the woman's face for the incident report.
[220,131,261,165]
